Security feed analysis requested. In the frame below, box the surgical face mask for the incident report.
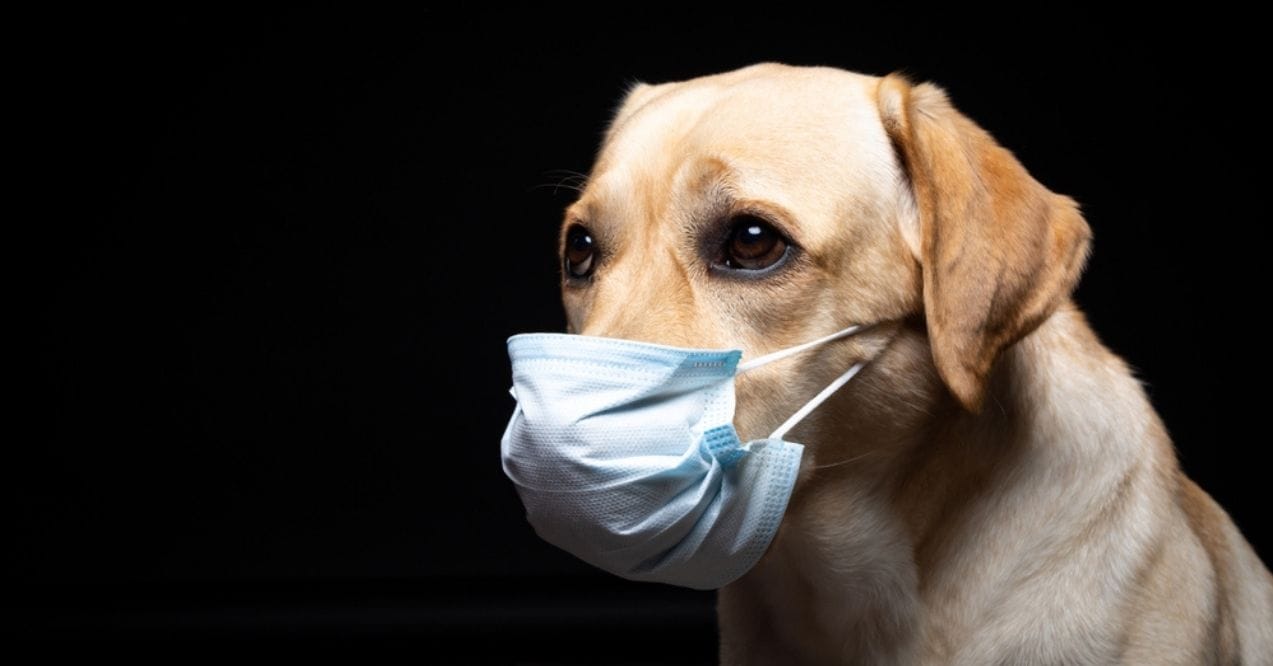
[500,325,867,590]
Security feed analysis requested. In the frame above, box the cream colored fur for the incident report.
[559,63,1273,664]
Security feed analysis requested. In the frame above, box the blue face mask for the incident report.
[500,325,867,590]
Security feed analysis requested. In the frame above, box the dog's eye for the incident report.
[722,215,788,270]
[564,225,596,279]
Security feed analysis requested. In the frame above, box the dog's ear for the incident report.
[876,74,1091,412]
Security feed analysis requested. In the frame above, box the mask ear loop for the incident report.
[736,325,862,372]
[768,362,864,440]
[734,324,870,440]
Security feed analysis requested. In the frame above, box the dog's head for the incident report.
[558,64,1090,450]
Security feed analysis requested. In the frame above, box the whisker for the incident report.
[810,448,880,470]
[528,169,590,196]
[543,168,589,180]
[528,180,585,194]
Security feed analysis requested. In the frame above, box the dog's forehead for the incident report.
[579,65,898,232]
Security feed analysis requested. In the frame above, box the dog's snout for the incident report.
[575,251,710,348]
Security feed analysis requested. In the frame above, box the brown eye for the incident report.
[722,215,788,270]
[564,225,596,278]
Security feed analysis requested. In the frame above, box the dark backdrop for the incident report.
[16,8,1268,663]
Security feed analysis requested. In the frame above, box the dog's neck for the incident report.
[741,303,1175,661]
[886,303,1171,566]
[804,302,1169,529]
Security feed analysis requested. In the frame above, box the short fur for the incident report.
[558,63,1272,664]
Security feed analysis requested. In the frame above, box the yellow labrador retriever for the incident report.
[556,63,1272,664]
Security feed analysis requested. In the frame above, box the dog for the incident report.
[553,63,1272,664]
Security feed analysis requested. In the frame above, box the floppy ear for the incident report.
[876,74,1092,412]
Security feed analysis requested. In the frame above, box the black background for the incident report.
[16,8,1268,663]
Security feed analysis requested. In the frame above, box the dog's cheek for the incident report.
[560,291,590,336]
[732,369,798,442]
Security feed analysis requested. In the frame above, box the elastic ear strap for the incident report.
[737,325,862,372]
[769,362,865,440]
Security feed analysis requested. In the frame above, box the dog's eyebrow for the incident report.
[686,156,739,192]
[563,199,596,226]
